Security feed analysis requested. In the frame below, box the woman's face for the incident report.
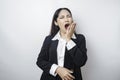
[55,9,73,34]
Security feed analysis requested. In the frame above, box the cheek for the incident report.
[70,18,73,23]
[58,23,65,30]
[57,20,64,26]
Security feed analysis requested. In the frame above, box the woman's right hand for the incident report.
[65,22,76,42]
[55,66,75,80]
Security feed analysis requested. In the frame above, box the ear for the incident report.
[54,21,58,26]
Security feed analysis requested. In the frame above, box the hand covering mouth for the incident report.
[65,24,70,29]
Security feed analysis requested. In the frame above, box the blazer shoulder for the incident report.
[42,35,53,45]
[45,35,53,40]
[75,33,86,40]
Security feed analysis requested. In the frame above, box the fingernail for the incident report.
[70,71,73,73]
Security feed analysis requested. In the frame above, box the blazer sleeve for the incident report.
[36,36,52,74]
[68,34,87,67]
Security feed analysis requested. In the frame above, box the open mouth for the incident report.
[65,24,69,29]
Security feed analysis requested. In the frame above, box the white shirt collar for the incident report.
[52,31,76,41]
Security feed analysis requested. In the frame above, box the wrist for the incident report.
[55,66,61,74]
[66,38,71,42]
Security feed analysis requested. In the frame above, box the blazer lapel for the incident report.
[49,40,58,64]
[72,38,77,44]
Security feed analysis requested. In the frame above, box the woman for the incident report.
[36,8,87,80]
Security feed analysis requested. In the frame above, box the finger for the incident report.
[71,23,76,30]
[66,69,73,73]
[63,77,68,80]
[68,73,75,79]
[63,68,73,73]
[73,23,76,27]
[65,74,72,80]
[66,26,70,33]
[69,24,75,33]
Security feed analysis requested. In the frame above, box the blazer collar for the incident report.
[52,31,76,41]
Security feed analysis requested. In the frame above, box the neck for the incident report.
[60,31,66,39]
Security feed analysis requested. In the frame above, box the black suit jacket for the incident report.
[36,34,87,80]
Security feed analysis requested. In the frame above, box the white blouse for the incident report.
[49,31,76,76]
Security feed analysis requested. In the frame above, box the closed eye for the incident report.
[67,15,71,18]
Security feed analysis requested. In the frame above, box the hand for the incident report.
[56,66,75,80]
[65,22,76,42]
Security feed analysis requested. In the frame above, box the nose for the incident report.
[65,17,69,22]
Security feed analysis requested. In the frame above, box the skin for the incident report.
[54,9,76,80]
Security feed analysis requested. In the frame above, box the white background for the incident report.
[0,0,120,80]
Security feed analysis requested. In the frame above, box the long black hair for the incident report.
[50,8,72,36]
